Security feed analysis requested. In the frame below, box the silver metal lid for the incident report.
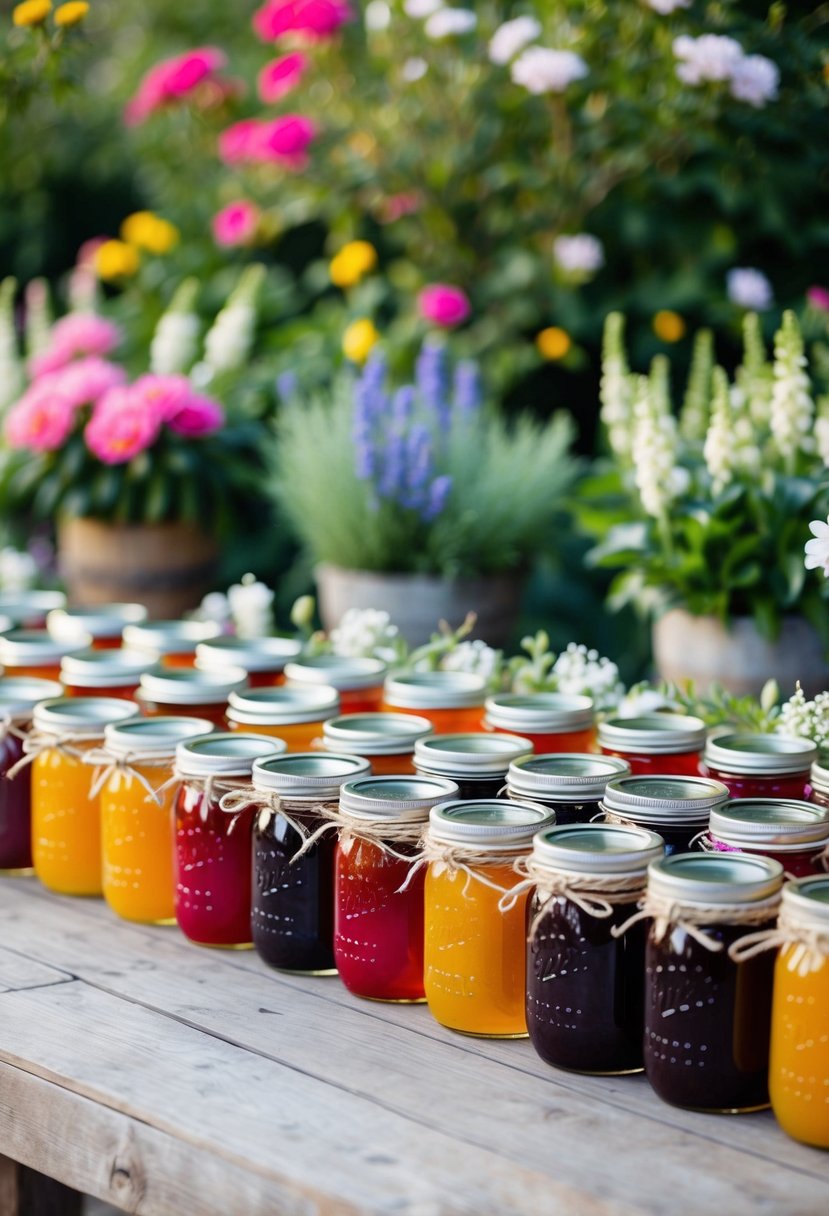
[339,775,459,821]
[139,666,248,705]
[285,655,387,691]
[122,619,222,655]
[598,714,707,754]
[175,732,285,777]
[195,635,301,673]
[252,752,371,799]
[811,757,829,795]
[484,692,594,732]
[532,823,665,877]
[227,685,339,724]
[507,753,631,802]
[383,671,486,710]
[104,716,214,758]
[0,676,64,719]
[32,696,139,737]
[780,875,829,929]
[648,852,784,906]
[46,603,147,643]
[704,732,818,775]
[322,712,433,755]
[602,775,729,825]
[0,591,66,622]
[708,799,829,850]
[428,799,555,848]
[60,648,154,687]
[414,732,533,777]
[0,628,91,665]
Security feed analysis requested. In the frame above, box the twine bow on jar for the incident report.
[728,903,829,966]
[292,806,426,865]
[155,771,251,830]
[399,838,526,897]
[83,747,174,804]
[218,789,339,852]
[498,855,649,937]
[5,729,90,780]
[611,889,783,953]
[0,712,27,748]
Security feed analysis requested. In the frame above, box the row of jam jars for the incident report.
[601,774,729,855]
[285,655,387,714]
[122,619,221,668]
[137,666,248,728]
[172,733,285,948]
[506,753,631,824]
[321,712,434,775]
[701,731,817,800]
[525,823,664,1075]
[333,775,459,1002]
[47,603,147,650]
[97,716,214,923]
[483,692,596,754]
[0,628,91,681]
[703,799,829,878]
[413,732,533,799]
[246,751,370,973]
[195,635,301,687]
[226,686,340,750]
[0,590,65,628]
[0,677,63,873]
[382,672,486,734]
[598,713,707,776]
[423,799,555,1037]
[29,696,139,895]
[60,648,155,700]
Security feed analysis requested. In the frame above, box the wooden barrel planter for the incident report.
[57,517,219,621]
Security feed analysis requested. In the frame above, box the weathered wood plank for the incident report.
[0,947,72,994]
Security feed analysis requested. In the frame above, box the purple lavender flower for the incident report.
[423,474,452,522]
[392,385,415,429]
[416,339,451,430]
[453,359,481,419]
[378,427,406,499]
[275,370,299,401]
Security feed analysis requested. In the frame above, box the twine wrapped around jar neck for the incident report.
[399,838,528,897]
[728,903,829,965]
[219,788,339,854]
[612,889,782,954]
[6,728,95,779]
[156,770,255,831]
[82,747,174,804]
[288,805,427,865]
[0,714,27,747]
[499,855,648,934]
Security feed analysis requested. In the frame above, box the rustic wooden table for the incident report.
[0,877,826,1216]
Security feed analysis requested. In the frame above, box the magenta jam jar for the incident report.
[704,799,829,879]
[701,733,817,801]
[598,715,707,776]
[0,676,63,873]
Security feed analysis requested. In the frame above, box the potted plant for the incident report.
[273,342,575,646]
[581,310,829,696]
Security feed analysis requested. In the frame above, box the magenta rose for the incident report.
[807,286,829,313]
[417,284,471,328]
[218,119,265,165]
[253,0,352,44]
[253,114,317,167]
[29,313,122,379]
[258,51,308,103]
[85,385,163,465]
[125,47,228,125]
[5,383,76,453]
[212,200,260,247]
[166,394,225,437]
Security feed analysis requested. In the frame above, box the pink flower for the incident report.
[131,373,193,421]
[212,200,261,247]
[379,192,421,224]
[258,51,308,103]
[5,383,76,453]
[166,394,225,437]
[125,48,228,125]
[85,385,163,465]
[218,118,264,165]
[417,284,471,328]
[29,313,122,379]
[807,286,829,313]
[51,358,127,407]
[76,237,108,269]
[253,0,352,44]
[254,114,317,167]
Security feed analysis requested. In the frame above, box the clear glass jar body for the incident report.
[174,783,254,947]
[101,763,176,923]
[0,730,32,873]
[226,716,323,752]
[700,763,811,802]
[64,680,141,701]
[486,723,595,754]
[601,746,701,777]
[142,697,230,729]
[381,701,484,735]
[769,944,829,1147]
[32,743,103,895]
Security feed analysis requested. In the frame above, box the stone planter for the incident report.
[652,608,829,699]
[315,563,524,649]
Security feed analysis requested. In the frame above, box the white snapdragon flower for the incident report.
[0,547,38,592]
[729,54,779,106]
[645,0,691,12]
[631,376,679,519]
[553,234,605,275]
[330,608,400,660]
[424,8,477,38]
[402,57,428,81]
[228,575,275,640]
[488,16,541,65]
[552,643,625,713]
[511,47,588,94]
[777,686,829,748]
[150,311,200,376]
[805,517,829,579]
[673,34,743,84]
[703,367,734,493]
[770,311,813,466]
[197,591,232,625]
[203,304,256,375]
[726,268,773,311]
[441,639,501,682]
[600,313,633,461]
[403,0,441,16]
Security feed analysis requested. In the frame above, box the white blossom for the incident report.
[441,639,501,682]
[424,8,477,38]
[726,268,773,311]
[553,234,604,275]
[228,574,275,640]
[150,312,201,375]
[197,591,232,625]
[600,313,633,460]
[631,375,679,518]
[645,0,690,12]
[511,47,588,94]
[815,416,829,466]
[203,303,256,375]
[488,16,541,65]
[616,683,674,718]
[551,643,625,713]
[365,0,391,30]
[777,685,829,748]
[330,608,400,660]
[770,311,813,466]
[805,518,829,579]
[0,547,38,592]
[729,54,779,106]
[403,0,441,16]
[673,34,744,85]
[402,57,428,81]
[703,368,734,493]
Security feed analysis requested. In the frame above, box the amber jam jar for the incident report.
[0,628,91,681]
[195,635,301,687]
[138,667,248,728]
[248,751,370,975]
[701,732,817,801]
[285,656,387,714]
[0,676,63,874]
[599,714,707,776]
[413,732,532,800]
[382,672,486,734]
[0,591,65,629]
[507,753,630,826]
[704,799,829,879]
[60,648,155,700]
[321,712,433,775]
[226,686,340,751]
[122,619,222,668]
[483,693,595,754]
[47,603,147,650]
[601,775,729,856]
[526,823,664,1075]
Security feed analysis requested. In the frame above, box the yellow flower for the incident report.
[12,0,51,26]
[54,1,89,25]
[120,211,179,255]
[653,310,686,343]
[94,239,140,281]
[342,319,379,364]
[330,241,378,289]
[535,327,572,361]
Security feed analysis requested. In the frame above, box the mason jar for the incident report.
[138,666,248,728]
[0,628,91,681]
[701,732,817,802]
[226,685,340,751]
[47,603,147,650]
[0,676,63,873]
[61,648,155,700]
[601,774,729,855]
[196,634,302,687]
[483,692,595,753]
[705,799,829,878]
[413,732,532,800]
[382,672,486,734]
[285,655,387,714]
[122,619,222,668]
[507,753,630,825]
[598,714,707,776]
[321,712,433,776]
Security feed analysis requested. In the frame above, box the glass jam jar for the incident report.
[382,672,486,734]
[248,751,370,974]
[0,676,63,873]
[285,656,387,714]
[226,686,340,751]
[483,693,595,754]
[195,635,301,687]
[0,590,66,629]
[30,696,139,895]
[413,732,532,799]
[0,628,91,681]
[334,774,459,1002]
[60,648,154,700]
[769,875,829,1148]
[46,603,147,650]
[173,733,285,947]
[122,619,222,668]
[705,799,829,878]
[507,753,631,826]
[423,799,554,1037]
[602,775,729,855]
[701,732,817,801]
[526,823,664,1074]
[99,716,213,924]
[138,667,248,728]
[598,714,707,776]
[643,852,783,1113]
[811,756,829,810]
[321,712,433,776]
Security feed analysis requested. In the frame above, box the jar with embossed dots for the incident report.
[598,714,707,777]
[195,635,301,687]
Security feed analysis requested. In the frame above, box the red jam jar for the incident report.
[0,676,63,873]
[334,774,459,1002]
[47,603,147,650]
[483,693,595,754]
[701,732,817,801]
[195,635,301,687]
[285,655,387,714]
[226,685,340,751]
[0,591,65,629]
[122,619,222,668]
[60,648,155,700]
[601,775,729,855]
[382,672,486,734]
[507,753,630,825]
[413,732,533,800]
[173,732,285,947]
[705,799,829,879]
[321,712,433,775]
[138,667,248,728]
[598,714,707,776]
[0,628,91,681]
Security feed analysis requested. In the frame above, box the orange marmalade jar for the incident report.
[122,619,222,668]
[382,672,486,734]
[483,693,596,754]
[138,667,248,728]
[321,712,433,775]
[0,590,65,629]
[285,655,387,714]
[0,628,91,681]
[60,648,155,700]
[47,603,147,650]
[195,635,302,687]
[226,685,340,751]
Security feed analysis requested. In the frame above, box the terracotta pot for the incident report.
[652,608,829,699]
[57,517,219,621]
[315,563,524,649]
